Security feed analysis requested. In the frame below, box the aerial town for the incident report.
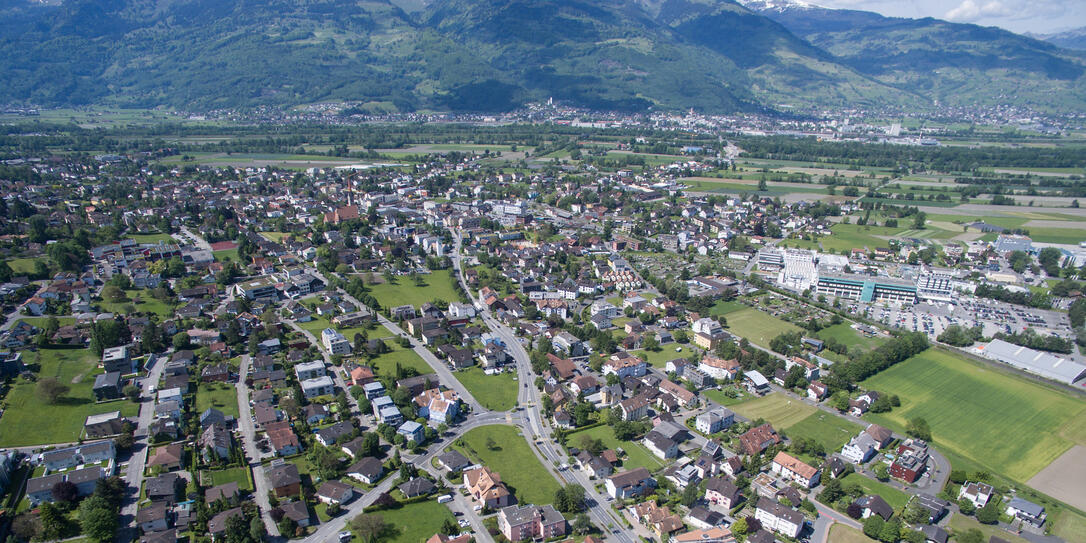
[0,112,1083,543]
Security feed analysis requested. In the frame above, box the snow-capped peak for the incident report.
[737,0,822,13]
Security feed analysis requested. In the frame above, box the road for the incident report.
[236,354,281,537]
[450,230,638,543]
[178,226,212,252]
[116,349,169,542]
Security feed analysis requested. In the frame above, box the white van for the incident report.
[437,494,454,504]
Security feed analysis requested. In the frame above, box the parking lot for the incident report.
[853,297,1072,341]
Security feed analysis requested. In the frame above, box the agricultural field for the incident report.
[725,308,801,347]
[195,382,241,418]
[820,223,910,253]
[453,425,560,506]
[729,393,816,429]
[453,367,518,411]
[0,348,139,446]
[353,499,455,543]
[565,424,665,472]
[368,270,461,309]
[862,349,1086,482]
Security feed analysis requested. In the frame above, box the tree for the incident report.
[571,513,593,535]
[11,514,41,541]
[976,500,1000,524]
[38,378,70,404]
[831,391,850,412]
[878,518,902,543]
[78,497,118,543]
[905,417,932,441]
[173,332,192,350]
[958,499,976,516]
[729,518,747,537]
[957,528,984,543]
[555,484,586,513]
[873,463,889,481]
[38,503,71,541]
[681,482,700,506]
[101,285,126,302]
[350,514,386,543]
[862,515,884,540]
[820,477,844,504]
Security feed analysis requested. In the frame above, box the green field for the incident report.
[786,412,862,452]
[815,323,887,352]
[948,512,1030,543]
[839,473,910,510]
[454,425,560,505]
[352,499,455,543]
[259,232,291,242]
[1024,227,1086,245]
[1052,509,1086,543]
[128,232,175,244]
[369,270,460,310]
[862,349,1086,482]
[709,300,746,316]
[195,382,241,418]
[366,342,434,378]
[207,466,253,491]
[453,367,518,411]
[298,315,372,345]
[726,308,801,347]
[0,348,140,446]
[565,424,664,472]
[630,347,688,368]
[8,257,44,275]
[730,393,816,429]
[213,248,240,262]
[701,387,753,407]
[828,524,874,543]
[98,289,174,317]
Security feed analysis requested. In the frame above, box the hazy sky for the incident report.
[814,0,1084,34]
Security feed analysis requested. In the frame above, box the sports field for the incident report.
[862,349,1086,482]
[453,425,560,505]
[369,270,460,309]
[725,308,801,347]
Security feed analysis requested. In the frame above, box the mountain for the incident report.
[0,0,1082,113]
[739,0,1086,111]
[1029,27,1086,51]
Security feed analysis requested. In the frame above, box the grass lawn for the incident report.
[631,347,687,368]
[207,466,253,491]
[1024,227,1086,245]
[1052,509,1086,542]
[709,300,747,316]
[353,500,454,543]
[213,248,239,262]
[785,412,862,452]
[828,524,874,543]
[297,315,372,345]
[259,232,291,242]
[821,223,909,253]
[0,348,139,446]
[729,393,815,429]
[947,512,1030,543]
[840,473,910,510]
[454,425,560,505]
[725,308,801,347]
[8,257,44,275]
[566,424,664,472]
[368,270,460,309]
[98,290,174,317]
[815,323,886,352]
[366,343,434,378]
[454,367,518,411]
[195,382,241,418]
[128,232,175,244]
[862,349,1086,483]
[702,387,753,407]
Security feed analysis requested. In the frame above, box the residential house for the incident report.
[958,482,994,509]
[704,477,742,510]
[316,481,355,505]
[464,467,513,509]
[346,457,384,485]
[771,452,820,488]
[696,408,735,435]
[266,462,302,497]
[498,504,567,541]
[753,497,803,539]
[605,468,655,499]
[738,423,780,456]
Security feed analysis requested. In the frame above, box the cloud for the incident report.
[944,0,1013,21]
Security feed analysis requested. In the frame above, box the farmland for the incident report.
[368,270,461,309]
[453,425,560,506]
[862,349,1086,482]
[729,393,816,429]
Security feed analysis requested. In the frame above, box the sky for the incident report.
[813,0,1085,34]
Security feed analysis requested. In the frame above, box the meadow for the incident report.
[862,349,1086,482]
[725,308,801,347]
[729,393,816,429]
[453,367,518,411]
[368,270,461,309]
[453,425,560,505]
[815,323,887,352]
[353,499,455,543]
[0,348,140,446]
[195,382,241,418]
[565,424,665,472]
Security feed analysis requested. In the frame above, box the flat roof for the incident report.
[981,339,1086,385]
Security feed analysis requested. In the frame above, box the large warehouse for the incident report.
[979,339,1086,386]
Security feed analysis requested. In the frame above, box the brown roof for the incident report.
[147,443,184,467]
[772,451,819,480]
[739,423,780,455]
[547,353,576,380]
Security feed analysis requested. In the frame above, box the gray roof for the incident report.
[1008,497,1045,518]
[398,477,436,497]
[500,504,564,527]
[982,339,1086,385]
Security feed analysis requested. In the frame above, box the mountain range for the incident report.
[0,0,1083,114]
